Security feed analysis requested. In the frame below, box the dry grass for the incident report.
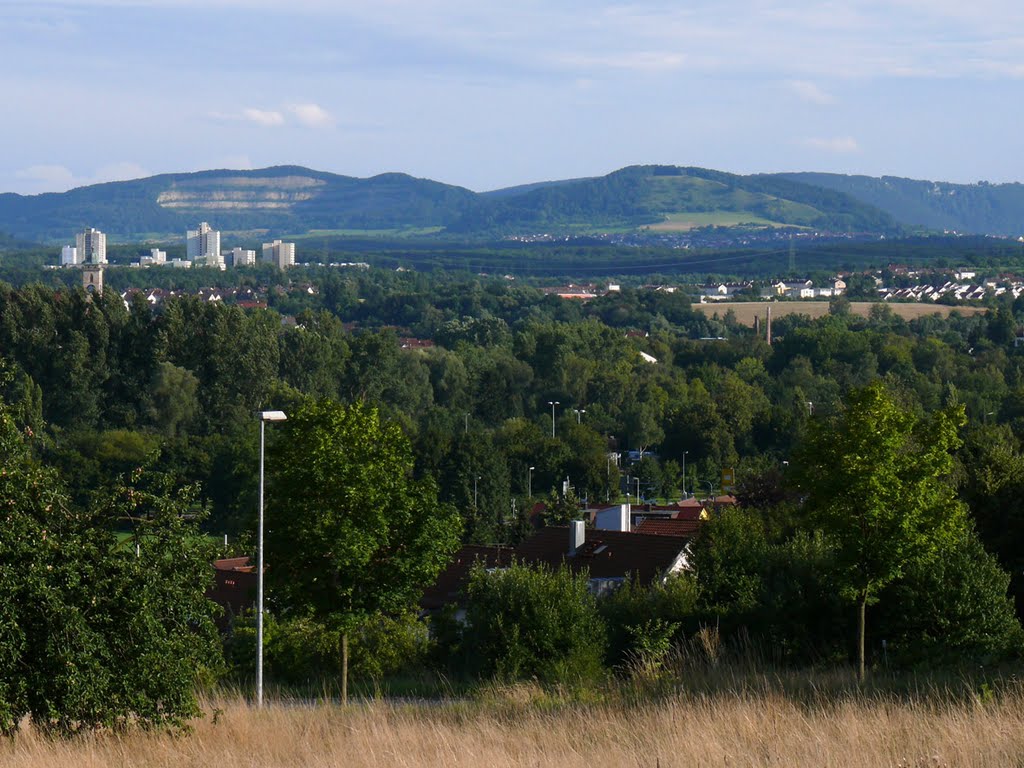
[692,301,988,326]
[4,684,1024,768]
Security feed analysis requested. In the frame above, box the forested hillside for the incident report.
[0,164,899,242]
[772,172,1024,236]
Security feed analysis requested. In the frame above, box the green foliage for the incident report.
[0,404,221,735]
[266,399,462,627]
[226,611,430,686]
[875,530,1024,666]
[461,562,607,684]
[598,574,699,669]
[793,382,967,605]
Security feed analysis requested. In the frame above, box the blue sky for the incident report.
[3,0,1023,194]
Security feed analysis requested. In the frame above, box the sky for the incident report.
[2,0,1023,195]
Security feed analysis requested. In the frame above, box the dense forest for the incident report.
[4,263,1024,714]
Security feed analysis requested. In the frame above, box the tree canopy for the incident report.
[792,382,967,679]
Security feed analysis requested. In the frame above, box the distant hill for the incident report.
[768,172,1024,237]
[453,165,899,234]
[0,166,479,242]
[8,163,1005,243]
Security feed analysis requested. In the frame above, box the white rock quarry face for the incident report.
[157,176,326,210]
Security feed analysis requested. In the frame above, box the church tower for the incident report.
[82,264,103,296]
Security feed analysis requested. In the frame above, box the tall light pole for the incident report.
[257,409,287,709]
[548,401,560,438]
[474,475,481,508]
[681,451,688,498]
[602,456,610,505]
[573,408,586,424]
[528,466,535,499]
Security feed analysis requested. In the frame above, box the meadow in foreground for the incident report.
[4,675,1024,768]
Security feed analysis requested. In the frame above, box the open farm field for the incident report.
[693,301,989,326]
[645,212,792,231]
[5,687,1024,768]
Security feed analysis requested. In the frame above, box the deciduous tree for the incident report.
[792,382,966,681]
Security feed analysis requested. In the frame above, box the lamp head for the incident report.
[259,410,288,422]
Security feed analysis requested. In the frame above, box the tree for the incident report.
[0,397,221,735]
[266,399,462,702]
[791,382,966,681]
[460,561,606,684]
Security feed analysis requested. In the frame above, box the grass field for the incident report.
[644,212,794,232]
[5,683,1024,768]
[693,301,989,326]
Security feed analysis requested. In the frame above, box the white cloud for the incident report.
[242,108,285,126]
[288,103,333,127]
[554,51,687,74]
[92,161,151,183]
[787,80,835,105]
[12,161,151,193]
[14,164,77,189]
[803,136,860,154]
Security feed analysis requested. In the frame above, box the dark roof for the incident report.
[634,518,702,538]
[420,545,513,610]
[213,556,254,572]
[513,527,689,584]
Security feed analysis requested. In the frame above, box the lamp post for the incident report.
[681,450,688,498]
[572,408,586,424]
[548,401,560,438]
[602,456,610,505]
[474,475,481,508]
[528,466,535,499]
[257,409,287,709]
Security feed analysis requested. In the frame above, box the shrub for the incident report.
[461,561,607,685]
[598,574,699,669]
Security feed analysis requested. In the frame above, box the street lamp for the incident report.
[606,456,613,501]
[257,409,287,709]
[573,408,586,424]
[681,450,689,498]
[548,401,560,438]
[474,475,482,508]
[528,466,535,499]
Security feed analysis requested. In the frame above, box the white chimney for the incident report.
[569,520,586,556]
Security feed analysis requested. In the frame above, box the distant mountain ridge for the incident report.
[767,172,1024,237]
[0,164,1020,243]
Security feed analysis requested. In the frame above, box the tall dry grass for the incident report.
[3,681,1024,768]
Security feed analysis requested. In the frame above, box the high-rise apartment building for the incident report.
[186,222,222,267]
[60,245,79,265]
[261,239,295,269]
[75,228,106,265]
[225,247,256,267]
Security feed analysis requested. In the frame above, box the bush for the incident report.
[224,611,431,687]
[875,530,1024,666]
[461,561,607,685]
[598,574,699,669]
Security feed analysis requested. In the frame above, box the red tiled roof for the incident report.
[213,557,255,572]
[420,545,514,610]
[634,518,702,538]
[513,527,688,584]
